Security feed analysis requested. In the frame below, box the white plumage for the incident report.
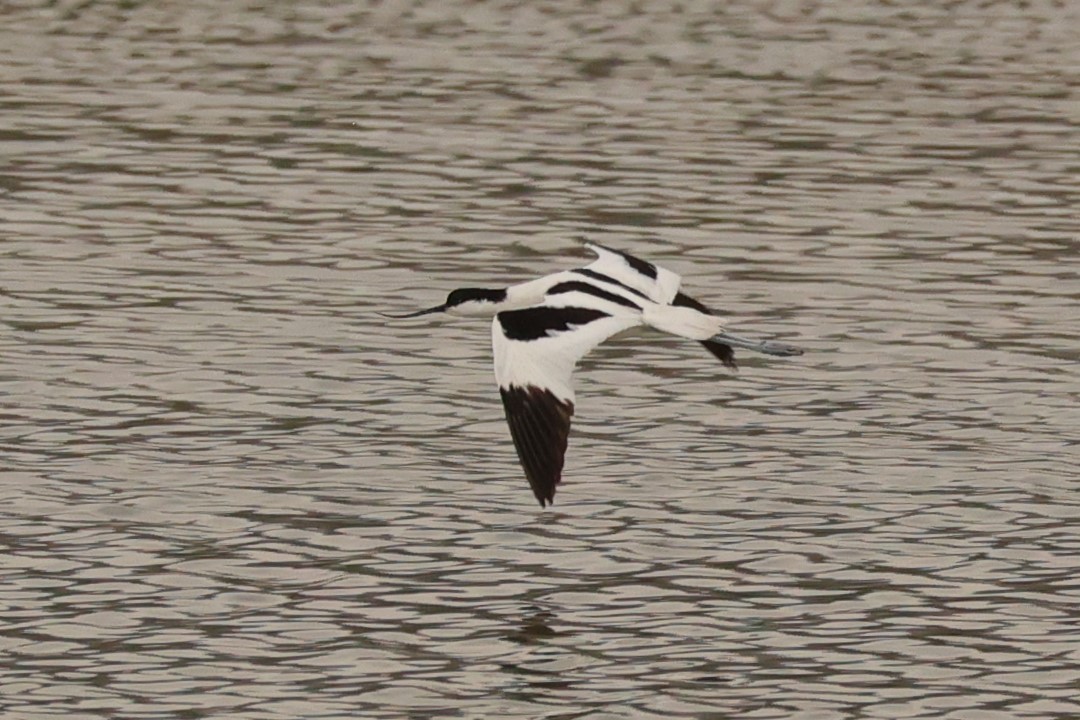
[583,242,682,303]
[387,243,803,507]
[492,304,639,406]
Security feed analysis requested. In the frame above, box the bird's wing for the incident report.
[584,245,738,370]
[671,292,737,370]
[582,242,682,304]
[493,304,640,506]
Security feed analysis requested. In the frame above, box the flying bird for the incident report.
[387,243,803,507]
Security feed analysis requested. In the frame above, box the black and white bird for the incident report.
[388,243,803,507]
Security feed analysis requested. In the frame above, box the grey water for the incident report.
[2,1,1078,718]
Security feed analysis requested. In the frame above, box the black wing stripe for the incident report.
[498,306,610,342]
[547,280,642,310]
[590,242,658,279]
[673,290,727,316]
[621,251,658,280]
[572,269,650,299]
[500,385,574,507]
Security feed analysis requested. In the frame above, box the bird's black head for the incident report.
[384,287,507,319]
[447,287,505,310]
[445,287,508,314]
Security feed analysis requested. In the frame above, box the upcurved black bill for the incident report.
[379,304,448,319]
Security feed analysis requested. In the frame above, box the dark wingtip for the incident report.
[701,340,738,371]
[535,480,558,507]
[500,385,573,509]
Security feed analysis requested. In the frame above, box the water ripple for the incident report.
[3,0,1078,718]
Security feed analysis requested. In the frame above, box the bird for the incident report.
[386,243,803,507]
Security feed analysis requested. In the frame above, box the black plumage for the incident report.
[499,385,575,506]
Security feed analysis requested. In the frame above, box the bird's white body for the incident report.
[391,242,802,507]
[493,299,639,404]
[443,245,730,405]
[448,244,681,315]
[492,274,725,404]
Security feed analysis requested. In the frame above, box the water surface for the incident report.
[2,1,1078,718]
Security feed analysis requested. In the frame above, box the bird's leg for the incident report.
[711,331,804,357]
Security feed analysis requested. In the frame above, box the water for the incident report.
[2,1,1078,718]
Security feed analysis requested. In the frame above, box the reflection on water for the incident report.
[2,0,1078,718]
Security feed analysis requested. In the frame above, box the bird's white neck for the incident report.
[448,279,549,317]
[503,278,552,310]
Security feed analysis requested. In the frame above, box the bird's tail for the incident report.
[642,303,726,341]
